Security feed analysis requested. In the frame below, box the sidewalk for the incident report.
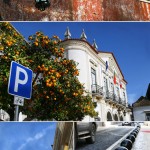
[132,126,150,150]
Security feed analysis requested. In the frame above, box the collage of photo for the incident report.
[1,1,150,150]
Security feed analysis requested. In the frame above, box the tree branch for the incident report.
[32,72,40,86]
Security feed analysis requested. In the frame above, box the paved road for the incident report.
[76,126,134,150]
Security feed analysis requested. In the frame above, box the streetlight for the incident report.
[35,0,50,11]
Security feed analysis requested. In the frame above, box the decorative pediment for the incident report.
[98,52,125,82]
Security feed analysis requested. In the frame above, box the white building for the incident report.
[62,28,131,122]
[133,104,150,121]
[133,84,150,121]
[0,109,10,121]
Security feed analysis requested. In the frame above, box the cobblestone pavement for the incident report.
[132,126,150,150]
[76,126,134,150]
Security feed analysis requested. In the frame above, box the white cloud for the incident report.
[18,125,55,150]
[26,137,32,142]
[35,132,43,140]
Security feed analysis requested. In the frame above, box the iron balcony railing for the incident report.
[91,84,103,96]
[106,91,127,106]
[118,97,127,106]
[91,84,127,106]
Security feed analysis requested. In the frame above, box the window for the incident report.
[116,87,120,97]
[104,77,108,92]
[91,68,96,85]
[123,92,126,100]
[146,113,150,121]
[110,83,113,92]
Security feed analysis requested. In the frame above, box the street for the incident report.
[76,126,134,150]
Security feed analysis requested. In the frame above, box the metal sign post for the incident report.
[14,96,24,121]
[8,61,33,121]
[14,105,19,121]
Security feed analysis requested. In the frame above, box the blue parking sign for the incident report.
[8,61,33,99]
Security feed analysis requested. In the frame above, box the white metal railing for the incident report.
[91,84,127,106]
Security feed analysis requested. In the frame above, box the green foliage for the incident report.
[0,22,97,121]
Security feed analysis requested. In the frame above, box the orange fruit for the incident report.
[44,68,48,71]
[34,42,38,46]
[46,96,49,99]
[46,83,49,87]
[43,91,47,94]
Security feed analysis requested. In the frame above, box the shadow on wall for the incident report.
[3,0,11,5]
[0,0,73,21]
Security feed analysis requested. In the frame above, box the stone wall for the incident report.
[0,0,73,21]
[72,0,103,21]
[103,0,150,21]
[0,0,150,21]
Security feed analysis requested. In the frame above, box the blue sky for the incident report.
[11,22,150,104]
[0,122,56,150]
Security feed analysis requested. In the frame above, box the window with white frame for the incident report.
[145,112,150,121]
[110,83,113,92]
[116,87,120,97]
[104,77,108,92]
[91,68,97,85]
[123,91,126,101]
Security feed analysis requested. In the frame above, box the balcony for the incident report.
[91,84,104,99]
[105,91,126,107]
[105,91,114,100]
[91,85,127,107]
[118,98,127,107]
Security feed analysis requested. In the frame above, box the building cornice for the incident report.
[99,51,127,84]
[61,39,127,84]
[61,39,98,53]
[61,39,101,64]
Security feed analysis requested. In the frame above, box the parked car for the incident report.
[74,122,98,147]
[122,122,132,126]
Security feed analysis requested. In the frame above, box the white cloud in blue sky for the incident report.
[0,122,56,150]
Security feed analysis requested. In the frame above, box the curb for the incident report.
[106,127,136,150]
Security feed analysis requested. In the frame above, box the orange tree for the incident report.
[0,22,97,121]
[0,22,30,120]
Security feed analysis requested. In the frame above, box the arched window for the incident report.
[114,114,118,121]
[107,112,113,121]
[120,116,123,121]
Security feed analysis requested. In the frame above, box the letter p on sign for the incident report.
[8,61,33,99]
